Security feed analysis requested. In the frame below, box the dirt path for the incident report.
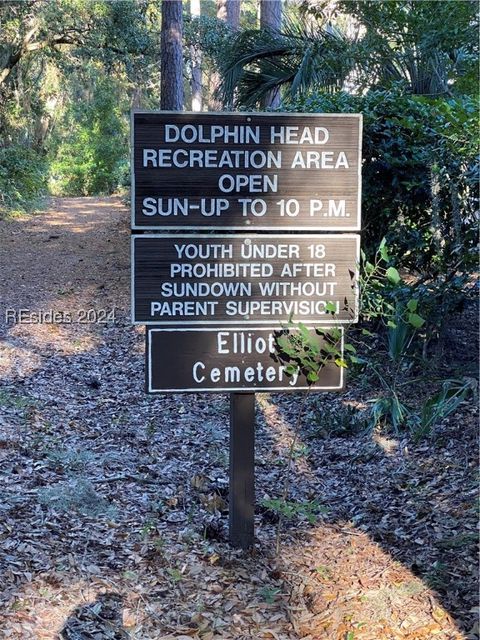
[0,198,477,639]
[0,196,129,358]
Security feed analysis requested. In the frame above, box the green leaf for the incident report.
[386,266,401,284]
[349,355,367,364]
[307,371,319,383]
[407,298,418,312]
[308,341,321,356]
[335,358,348,368]
[326,327,342,341]
[167,568,183,583]
[298,322,310,340]
[344,343,356,353]
[408,312,425,328]
[325,301,337,314]
[322,343,340,355]
[276,335,290,350]
[258,586,281,604]
[387,320,397,328]
[379,238,389,262]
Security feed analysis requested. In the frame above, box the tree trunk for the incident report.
[210,0,241,110]
[190,0,202,111]
[131,86,143,110]
[450,178,463,255]
[161,0,184,110]
[260,0,282,109]
[430,163,443,258]
[226,0,241,30]
[260,0,281,30]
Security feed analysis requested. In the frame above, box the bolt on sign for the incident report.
[132,234,359,326]
[132,112,362,231]
[146,327,345,393]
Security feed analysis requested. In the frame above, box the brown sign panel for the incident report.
[132,234,359,325]
[147,327,344,392]
[132,111,362,231]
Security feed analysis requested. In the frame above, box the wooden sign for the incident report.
[131,111,363,550]
[132,234,359,325]
[132,111,362,231]
[147,327,344,392]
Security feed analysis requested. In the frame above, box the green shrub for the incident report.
[311,404,369,438]
[49,79,128,196]
[0,145,48,212]
[285,89,479,278]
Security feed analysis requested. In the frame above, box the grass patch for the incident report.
[38,478,116,517]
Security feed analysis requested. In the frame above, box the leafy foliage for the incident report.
[275,239,476,439]
[335,0,479,96]
[0,144,48,212]
[411,377,478,441]
[288,89,479,282]
[275,324,345,384]
[184,13,234,68]
[218,14,350,108]
[311,404,369,438]
[219,0,478,107]
[49,76,128,196]
[351,242,477,436]
[0,0,157,208]
[38,478,116,517]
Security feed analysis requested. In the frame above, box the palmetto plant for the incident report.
[219,15,353,109]
[218,0,477,109]
[347,0,476,97]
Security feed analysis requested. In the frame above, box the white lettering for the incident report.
[193,361,205,383]
[218,174,278,193]
[143,149,157,167]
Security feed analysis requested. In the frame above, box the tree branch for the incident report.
[0,31,77,86]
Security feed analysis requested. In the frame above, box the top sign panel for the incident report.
[132,111,362,231]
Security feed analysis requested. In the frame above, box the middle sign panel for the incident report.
[132,234,359,325]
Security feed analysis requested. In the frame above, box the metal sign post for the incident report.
[229,392,255,549]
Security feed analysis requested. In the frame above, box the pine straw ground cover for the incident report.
[0,197,478,640]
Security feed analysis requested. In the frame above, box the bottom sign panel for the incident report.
[147,326,344,393]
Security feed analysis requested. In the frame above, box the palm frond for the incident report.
[218,13,351,109]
